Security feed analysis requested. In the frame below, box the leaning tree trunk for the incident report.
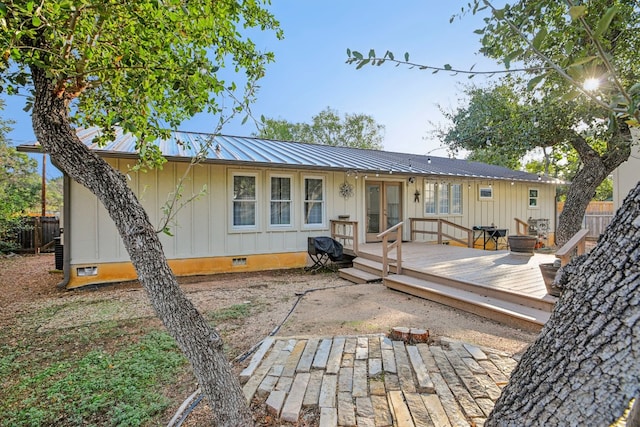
[487,182,640,426]
[30,67,253,426]
[555,131,630,247]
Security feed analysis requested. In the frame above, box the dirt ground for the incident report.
[0,253,537,354]
[0,253,539,425]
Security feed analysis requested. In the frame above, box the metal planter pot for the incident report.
[508,235,537,254]
[539,263,562,297]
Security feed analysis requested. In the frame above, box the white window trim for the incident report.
[302,175,326,229]
[450,183,463,215]
[268,173,294,229]
[424,182,463,216]
[229,171,260,232]
[529,187,540,209]
[479,186,493,201]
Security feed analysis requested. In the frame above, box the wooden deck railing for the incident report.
[378,222,403,277]
[555,228,590,266]
[409,218,473,248]
[514,218,529,236]
[330,220,359,256]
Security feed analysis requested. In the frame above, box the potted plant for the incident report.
[539,260,562,297]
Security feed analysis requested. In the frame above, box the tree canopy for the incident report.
[1,1,282,423]
[1,0,282,164]
[436,81,615,199]
[255,107,385,149]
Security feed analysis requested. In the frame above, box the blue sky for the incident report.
[4,1,504,177]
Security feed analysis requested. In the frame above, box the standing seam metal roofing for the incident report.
[74,127,561,184]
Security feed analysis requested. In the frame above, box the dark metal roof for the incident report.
[23,127,562,184]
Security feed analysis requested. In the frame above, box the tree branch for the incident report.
[564,0,633,109]
[481,0,615,112]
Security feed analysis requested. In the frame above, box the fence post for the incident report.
[34,217,42,254]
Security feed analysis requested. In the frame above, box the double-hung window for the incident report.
[529,188,539,208]
[303,177,324,226]
[232,174,257,228]
[270,176,292,226]
[425,182,462,215]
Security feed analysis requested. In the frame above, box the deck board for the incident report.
[357,243,555,301]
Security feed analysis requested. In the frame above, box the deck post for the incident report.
[377,222,404,277]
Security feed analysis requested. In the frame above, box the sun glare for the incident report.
[583,78,600,91]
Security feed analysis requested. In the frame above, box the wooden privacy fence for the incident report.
[14,216,60,253]
[557,201,614,239]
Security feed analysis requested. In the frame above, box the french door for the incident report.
[365,181,402,242]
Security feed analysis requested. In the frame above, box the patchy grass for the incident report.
[207,303,251,324]
[1,331,187,426]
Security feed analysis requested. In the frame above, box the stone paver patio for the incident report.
[241,334,520,426]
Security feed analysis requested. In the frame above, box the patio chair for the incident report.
[306,236,344,273]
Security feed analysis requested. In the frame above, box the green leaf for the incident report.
[444,64,452,70]
[568,5,587,21]
[561,89,581,101]
[352,51,363,60]
[32,16,41,26]
[404,52,409,62]
[162,227,174,236]
[368,49,375,59]
[474,29,484,34]
[527,74,546,91]
[355,59,370,69]
[493,8,505,19]
[346,48,351,57]
[595,6,618,38]
[564,40,575,55]
[532,28,547,50]
[628,82,640,96]
[568,56,597,67]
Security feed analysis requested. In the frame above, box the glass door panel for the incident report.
[365,181,402,242]
[366,183,381,241]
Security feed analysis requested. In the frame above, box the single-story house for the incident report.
[613,127,640,210]
[20,127,560,289]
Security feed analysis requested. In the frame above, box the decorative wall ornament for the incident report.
[339,181,354,199]
[414,190,421,203]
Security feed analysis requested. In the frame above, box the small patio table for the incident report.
[473,226,509,250]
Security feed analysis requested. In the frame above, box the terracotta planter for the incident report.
[508,235,537,254]
[539,263,561,297]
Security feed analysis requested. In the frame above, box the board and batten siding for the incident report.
[67,157,556,287]
[69,158,362,266]
[405,177,556,243]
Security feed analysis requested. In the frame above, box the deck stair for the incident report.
[339,254,555,331]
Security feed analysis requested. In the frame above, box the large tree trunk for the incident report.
[487,181,640,426]
[30,67,253,426]
[555,131,630,246]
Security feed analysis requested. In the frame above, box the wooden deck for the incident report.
[340,243,559,331]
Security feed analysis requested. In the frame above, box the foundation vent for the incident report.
[232,257,247,267]
[77,266,98,276]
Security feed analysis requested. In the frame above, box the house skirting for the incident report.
[66,251,309,289]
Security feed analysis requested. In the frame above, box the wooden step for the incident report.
[352,258,382,275]
[384,274,550,332]
[338,267,381,284]
[400,267,556,313]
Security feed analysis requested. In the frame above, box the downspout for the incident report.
[57,173,72,289]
